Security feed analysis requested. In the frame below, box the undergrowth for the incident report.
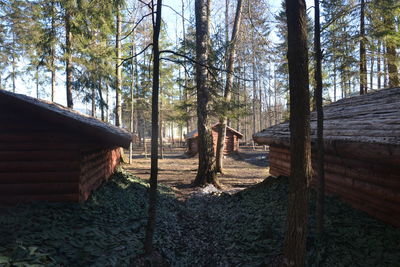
[0,170,399,266]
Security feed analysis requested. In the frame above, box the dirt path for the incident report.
[124,147,270,200]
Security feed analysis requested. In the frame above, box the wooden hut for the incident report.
[253,87,400,227]
[0,90,132,203]
[186,123,243,156]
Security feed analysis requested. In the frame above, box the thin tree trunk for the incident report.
[216,0,243,173]
[370,48,374,91]
[377,40,381,89]
[65,9,73,108]
[144,0,162,254]
[36,67,39,98]
[314,0,325,236]
[383,44,388,87]
[159,98,164,159]
[129,36,136,164]
[359,0,367,95]
[106,83,109,122]
[51,0,56,102]
[12,32,16,93]
[333,61,337,101]
[283,0,312,266]
[193,0,219,187]
[115,8,122,127]
[91,87,96,117]
[98,78,105,121]
[181,0,190,134]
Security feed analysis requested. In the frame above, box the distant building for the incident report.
[0,90,131,203]
[186,123,243,156]
[253,87,400,227]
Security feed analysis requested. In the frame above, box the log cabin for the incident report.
[0,90,132,203]
[253,87,400,227]
[186,123,243,156]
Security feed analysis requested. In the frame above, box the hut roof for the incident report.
[253,87,400,146]
[0,90,132,148]
[186,123,243,140]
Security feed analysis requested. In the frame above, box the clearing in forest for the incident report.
[125,146,269,199]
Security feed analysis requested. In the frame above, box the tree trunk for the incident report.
[193,0,219,187]
[65,9,73,108]
[377,40,381,89]
[314,0,325,236]
[159,98,164,159]
[115,8,122,127]
[370,48,374,91]
[98,78,105,121]
[91,87,96,117]
[129,51,134,164]
[283,0,312,266]
[359,0,367,95]
[51,0,56,102]
[216,0,243,173]
[383,44,388,87]
[181,0,190,134]
[333,61,337,101]
[144,0,162,254]
[36,67,39,98]
[12,32,16,93]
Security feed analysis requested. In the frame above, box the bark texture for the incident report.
[193,0,219,187]
[282,0,312,266]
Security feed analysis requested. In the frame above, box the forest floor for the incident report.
[1,147,400,266]
[124,146,269,200]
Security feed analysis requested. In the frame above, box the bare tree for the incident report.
[282,0,312,266]
[359,0,367,95]
[65,8,73,108]
[115,5,122,127]
[216,0,243,173]
[144,0,162,255]
[314,0,325,236]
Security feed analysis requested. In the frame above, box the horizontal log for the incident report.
[0,142,80,151]
[0,171,80,184]
[0,160,80,172]
[0,150,79,161]
[0,133,86,142]
[0,182,78,195]
[326,178,400,214]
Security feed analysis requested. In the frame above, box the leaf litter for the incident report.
[0,170,399,266]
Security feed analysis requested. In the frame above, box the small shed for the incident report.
[253,87,400,227]
[186,123,243,156]
[0,90,132,203]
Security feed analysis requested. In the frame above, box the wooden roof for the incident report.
[0,90,132,148]
[253,87,400,146]
[186,123,243,140]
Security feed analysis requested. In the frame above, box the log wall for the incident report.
[79,148,121,202]
[0,110,81,203]
[269,144,400,227]
[0,107,121,203]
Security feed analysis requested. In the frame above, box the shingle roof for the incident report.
[253,87,400,146]
[0,90,132,148]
